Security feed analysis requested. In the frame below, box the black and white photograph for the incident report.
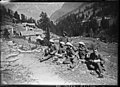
[0,1,118,85]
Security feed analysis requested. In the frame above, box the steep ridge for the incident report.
[50,2,85,22]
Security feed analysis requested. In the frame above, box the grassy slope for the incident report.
[13,34,118,80]
[1,23,118,84]
[1,36,117,85]
[70,36,118,80]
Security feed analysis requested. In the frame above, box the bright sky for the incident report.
[2,2,64,20]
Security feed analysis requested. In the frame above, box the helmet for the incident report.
[49,39,54,43]
[94,49,97,52]
[78,42,85,46]
[66,42,73,47]
[60,41,65,45]
[93,49,98,53]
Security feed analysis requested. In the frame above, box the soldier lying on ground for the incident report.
[85,49,105,78]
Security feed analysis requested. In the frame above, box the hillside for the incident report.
[1,34,117,85]
[50,2,86,23]
[0,3,118,85]
[5,3,63,21]
[50,2,119,43]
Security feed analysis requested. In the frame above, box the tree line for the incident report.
[50,2,118,42]
[1,2,118,43]
[36,2,118,43]
[0,4,36,24]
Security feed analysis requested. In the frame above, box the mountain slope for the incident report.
[5,3,63,21]
[50,2,86,22]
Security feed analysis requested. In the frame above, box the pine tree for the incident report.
[21,14,27,23]
[14,11,20,23]
[37,12,51,45]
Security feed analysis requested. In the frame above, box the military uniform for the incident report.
[58,46,66,54]
[63,46,76,65]
[54,44,66,64]
[88,51,105,78]
[77,46,88,59]
[41,41,57,62]
[46,44,57,55]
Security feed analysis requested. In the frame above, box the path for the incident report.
[1,38,117,85]
[14,52,117,85]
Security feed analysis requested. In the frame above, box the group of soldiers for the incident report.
[41,32,105,78]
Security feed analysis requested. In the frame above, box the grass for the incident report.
[70,36,118,79]
[1,36,118,84]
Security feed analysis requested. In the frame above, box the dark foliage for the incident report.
[14,11,20,23]
[52,2,119,42]
[37,12,51,45]
[27,17,36,23]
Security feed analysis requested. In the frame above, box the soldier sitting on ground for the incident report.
[63,42,77,70]
[40,39,57,62]
[85,49,105,78]
[58,41,66,55]
[53,41,66,64]
[76,42,89,62]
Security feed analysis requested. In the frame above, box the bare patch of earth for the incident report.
[1,38,118,85]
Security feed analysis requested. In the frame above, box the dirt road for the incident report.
[4,52,116,85]
[1,39,117,85]
[17,53,72,85]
